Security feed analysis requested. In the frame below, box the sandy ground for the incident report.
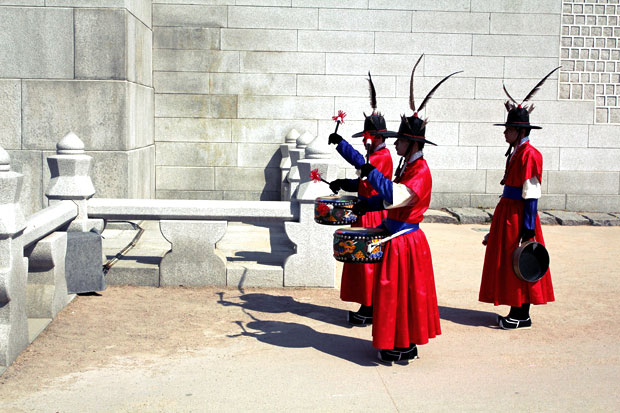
[1,224,619,412]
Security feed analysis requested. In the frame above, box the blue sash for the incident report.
[383,218,419,235]
[502,185,524,201]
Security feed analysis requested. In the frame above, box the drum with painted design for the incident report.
[333,227,387,263]
[314,195,358,225]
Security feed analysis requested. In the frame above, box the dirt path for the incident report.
[1,224,619,412]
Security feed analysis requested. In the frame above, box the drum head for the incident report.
[514,242,550,282]
[316,195,358,205]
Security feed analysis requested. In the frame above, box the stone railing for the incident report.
[87,198,299,286]
[0,136,89,370]
[0,129,342,372]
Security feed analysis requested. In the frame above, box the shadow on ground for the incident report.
[439,305,498,327]
[217,292,378,366]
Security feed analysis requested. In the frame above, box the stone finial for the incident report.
[305,135,331,160]
[285,129,300,144]
[0,145,10,172]
[296,131,314,149]
[57,132,85,155]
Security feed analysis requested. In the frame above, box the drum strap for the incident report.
[367,221,419,255]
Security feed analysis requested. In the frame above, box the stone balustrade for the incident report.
[87,198,300,286]
[0,129,344,371]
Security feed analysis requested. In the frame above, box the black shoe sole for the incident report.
[347,311,372,326]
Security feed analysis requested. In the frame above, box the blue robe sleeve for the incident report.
[366,168,394,205]
[336,140,366,169]
[523,198,538,231]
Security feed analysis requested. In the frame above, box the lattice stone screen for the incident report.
[560,0,620,123]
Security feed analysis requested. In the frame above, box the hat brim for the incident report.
[494,123,542,129]
[351,130,398,138]
[390,133,437,146]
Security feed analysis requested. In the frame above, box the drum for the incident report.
[333,227,387,263]
[512,240,550,282]
[314,195,358,225]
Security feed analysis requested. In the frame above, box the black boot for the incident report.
[499,303,532,330]
[347,304,373,326]
[377,344,418,365]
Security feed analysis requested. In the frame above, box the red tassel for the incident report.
[310,168,322,183]
[331,110,347,124]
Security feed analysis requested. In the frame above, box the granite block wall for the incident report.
[151,0,620,211]
[2,1,619,211]
[0,1,154,216]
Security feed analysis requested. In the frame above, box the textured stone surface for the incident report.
[155,94,237,118]
[446,207,491,224]
[153,49,239,72]
[545,210,590,226]
[153,4,227,27]
[547,171,619,195]
[0,80,21,150]
[7,150,45,217]
[23,81,153,151]
[153,72,209,94]
[64,231,106,294]
[539,212,558,225]
[24,232,72,319]
[319,8,411,32]
[0,167,28,369]
[156,166,214,191]
[580,212,620,227]
[240,51,325,74]
[424,209,459,224]
[565,195,620,214]
[227,264,284,288]
[210,73,296,96]
[0,7,74,79]
[156,118,230,142]
[159,220,228,286]
[154,27,220,50]
[22,201,77,249]
[222,28,297,51]
[230,6,317,29]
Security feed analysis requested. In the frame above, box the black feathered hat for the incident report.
[494,66,561,130]
[391,54,462,146]
[351,72,397,138]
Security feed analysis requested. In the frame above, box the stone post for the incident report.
[0,146,29,369]
[286,131,314,200]
[45,132,105,294]
[159,220,228,286]
[280,128,300,200]
[284,135,340,287]
[24,232,71,319]
[45,132,103,233]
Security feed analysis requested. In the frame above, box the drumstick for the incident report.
[332,110,346,133]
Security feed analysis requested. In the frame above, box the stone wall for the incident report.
[3,1,619,212]
[0,1,155,216]
[151,0,620,212]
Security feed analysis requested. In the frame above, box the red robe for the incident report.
[340,147,392,306]
[372,157,441,349]
[479,142,555,306]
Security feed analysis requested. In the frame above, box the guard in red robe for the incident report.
[328,72,394,325]
[479,68,558,329]
[333,59,460,364]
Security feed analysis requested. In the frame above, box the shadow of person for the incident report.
[438,305,498,328]
[229,311,377,367]
[217,292,350,328]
